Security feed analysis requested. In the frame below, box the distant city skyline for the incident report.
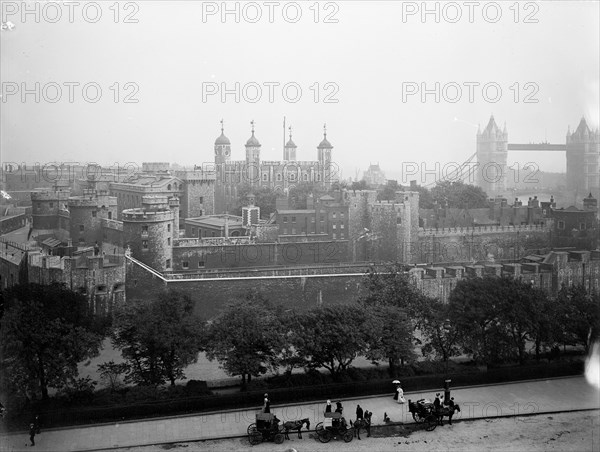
[1,1,598,178]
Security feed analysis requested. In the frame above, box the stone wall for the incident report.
[171,240,349,272]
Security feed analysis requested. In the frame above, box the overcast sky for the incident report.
[1,1,598,181]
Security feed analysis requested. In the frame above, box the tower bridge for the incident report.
[474,116,599,199]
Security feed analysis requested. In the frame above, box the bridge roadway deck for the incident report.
[0,375,598,452]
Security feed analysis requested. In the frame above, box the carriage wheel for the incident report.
[343,430,354,442]
[247,423,257,434]
[425,415,437,432]
[249,431,262,445]
[318,430,332,443]
[412,412,426,424]
[315,422,324,434]
[274,433,285,444]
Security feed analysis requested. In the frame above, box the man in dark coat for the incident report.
[364,410,372,437]
[325,400,332,413]
[356,404,364,420]
[433,393,443,426]
[29,423,36,446]
[335,401,343,414]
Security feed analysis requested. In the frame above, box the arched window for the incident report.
[167,184,172,190]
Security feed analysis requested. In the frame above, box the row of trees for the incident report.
[1,273,598,399]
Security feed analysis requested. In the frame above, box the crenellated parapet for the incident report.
[418,223,550,237]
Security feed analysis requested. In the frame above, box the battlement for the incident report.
[122,209,174,222]
[418,223,549,237]
[173,236,252,247]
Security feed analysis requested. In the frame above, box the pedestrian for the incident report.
[335,401,343,414]
[29,423,36,446]
[325,399,332,413]
[263,393,270,413]
[364,410,372,437]
[396,383,406,404]
[356,404,363,420]
[433,393,442,426]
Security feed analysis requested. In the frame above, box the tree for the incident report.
[361,264,426,317]
[203,294,282,387]
[0,283,105,400]
[290,305,371,377]
[112,290,205,386]
[448,276,553,366]
[412,184,434,209]
[448,277,506,365]
[430,180,488,209]
[377,180,402,201]
[363,304,416,376]
[556,285,600,353]
[495,279,550,365]
[416,299,462,373]
[351,180,370,191]
[97,361,129,393]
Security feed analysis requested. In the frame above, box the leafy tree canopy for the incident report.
[0,283,105,400]
[203,293,282,386]
[112,290,205,386]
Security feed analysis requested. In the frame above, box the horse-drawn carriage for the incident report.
[408,398,461,430]
[408,399,439,431]
[247,412,285,445]
[315,412,354,443]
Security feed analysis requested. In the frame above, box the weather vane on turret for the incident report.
[251,120,255,134]
[323,123,327,138]
[289,125,292,140]
[220,118,224,133]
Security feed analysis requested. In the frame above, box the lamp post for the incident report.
[444,379,452,406]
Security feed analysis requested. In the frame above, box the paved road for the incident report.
[1,376,598,452]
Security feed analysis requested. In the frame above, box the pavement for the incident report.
[1,375,599,452]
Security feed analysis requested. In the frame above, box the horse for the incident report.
[350,411,372,440]
[282,418,311,439]
[436,404,461,426]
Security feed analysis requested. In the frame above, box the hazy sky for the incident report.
[1,1,599,181]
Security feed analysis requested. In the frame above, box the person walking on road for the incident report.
[325,400,332,413]
[396,382,406,404]
[335,401,343,414]
[28,423,36,446]
[263,393,270,413]
[434,393,443,425]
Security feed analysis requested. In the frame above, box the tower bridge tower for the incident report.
[567,117,600,200]
[476,115,508,197]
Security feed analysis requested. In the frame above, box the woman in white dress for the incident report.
[396,384,406,404]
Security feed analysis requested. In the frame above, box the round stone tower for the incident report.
[122,195,174,272]
[68,188,118,247]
